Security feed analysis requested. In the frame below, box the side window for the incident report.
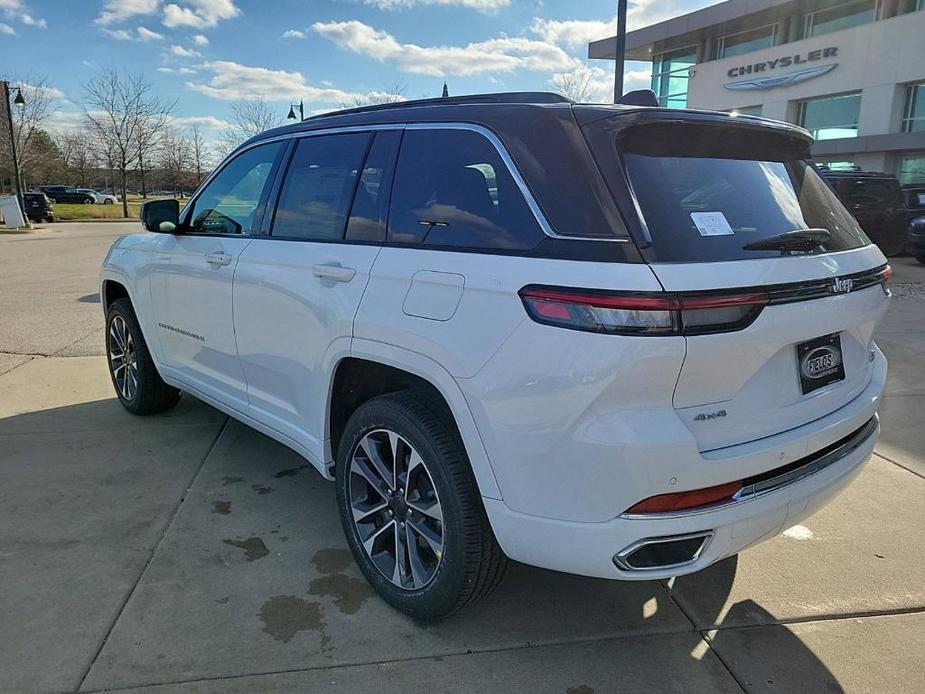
[387,129,544,250]
[188,142,281,236]
[345,130,401,242]
[272,133,371,240]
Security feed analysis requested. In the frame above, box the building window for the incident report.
[898,153,925,185]
[816,160,857,171]
[798,92,861,140]
[899,0,923,13]
[804,0,878,38]
[715,24,777,59]
[650,46,697,109]
[730,105,763,117]
[902,83,925,132]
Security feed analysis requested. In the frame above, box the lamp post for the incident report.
[2,81,26,214]
[613,0,628,102]
[287,100,304,122]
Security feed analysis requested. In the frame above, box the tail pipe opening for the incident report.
[614,531,713,572]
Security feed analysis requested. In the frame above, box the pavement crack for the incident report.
[75,416,230,692]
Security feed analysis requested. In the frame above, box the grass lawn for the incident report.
[53,203,140,221]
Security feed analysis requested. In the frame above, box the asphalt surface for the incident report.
[1,223,924,693]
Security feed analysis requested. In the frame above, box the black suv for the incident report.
[40,185,95,204]
[820,170,907,256]
[905,186,925,262]
[22,192,55,222]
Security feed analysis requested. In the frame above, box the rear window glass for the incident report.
[618,123,869,262]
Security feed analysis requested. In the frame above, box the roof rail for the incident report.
[308,91,572,120]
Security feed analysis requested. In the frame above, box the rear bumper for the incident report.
[485,416,876,580]
[482,351,885,580]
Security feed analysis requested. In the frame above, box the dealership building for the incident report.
[589,0,925,185]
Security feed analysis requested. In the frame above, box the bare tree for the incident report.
[82,67,173,217]
[549,67,603,103]
[218,99,280,156]
[159,128,194,198]
[189,123,209,188]
[0,76,58,190]
[338,83,407,109]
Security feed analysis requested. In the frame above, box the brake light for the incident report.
[625,480,743,514]
[519,286,768,336]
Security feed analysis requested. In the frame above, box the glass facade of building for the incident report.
[650,46,697,108]
[799,92,862,139]
[898,153,925,185]
[804,0,879,37]
[903,83,925,132]
[714,24,777,59]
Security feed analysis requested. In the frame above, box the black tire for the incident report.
[106,298,181,415]
[335,391,507,621]
[82,197,94,205]
[104,198,114,205]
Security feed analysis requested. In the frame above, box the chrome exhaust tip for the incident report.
[614,531,713,572]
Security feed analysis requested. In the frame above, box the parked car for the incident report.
[40,185,95,205]
[101,92,890,620]
[903,186,925,263]
[819,169,907,257]
[77,188,117,204]
[22,191,54,222]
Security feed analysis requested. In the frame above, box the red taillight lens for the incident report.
[519,286,768,336]
[625,480,743,514]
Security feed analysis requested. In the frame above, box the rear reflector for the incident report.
[519,285,768,336]
[625,480,743,514]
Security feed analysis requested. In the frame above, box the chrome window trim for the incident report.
[620,416,878,521]
[191,122,631,244]
[613,531,714,573]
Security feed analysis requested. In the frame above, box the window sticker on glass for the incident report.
[690,211,735,237]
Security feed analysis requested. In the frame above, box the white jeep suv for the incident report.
[100,92,890,620]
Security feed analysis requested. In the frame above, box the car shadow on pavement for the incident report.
[0,395,844,693]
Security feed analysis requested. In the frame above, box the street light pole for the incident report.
[287,100,304,122]
[1,81,25,214]
[613,0,628,103]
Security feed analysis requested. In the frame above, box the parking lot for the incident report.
[1,222,923,693]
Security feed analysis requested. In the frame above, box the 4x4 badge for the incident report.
[831,277,853,294]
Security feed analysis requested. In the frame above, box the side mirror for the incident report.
[141,199,180,233]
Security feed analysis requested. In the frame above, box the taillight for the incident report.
[881,264,892,295]
[519,286,768,336]
[625,480,743,514]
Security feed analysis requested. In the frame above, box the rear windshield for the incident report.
[618,123,869,262]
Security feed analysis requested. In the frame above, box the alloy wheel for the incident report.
[349,429,444,590]
[108,314,138,401]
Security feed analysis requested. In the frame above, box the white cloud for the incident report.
[19,11,44,27]
[313,20,577,77]
[365,0,509,11]
[162,0,239,28]
[1,1,46,28]
[0,21,14,34]
[170,114,232,130]
[102,25,163,41]
[137,25,164,40]
[187,60,376,105]
[22,82,65,100]
[158,66,198,74]
[95,0,160,26]
[282,29,305,39]
[170,43,202,57]
[192,33,208,45]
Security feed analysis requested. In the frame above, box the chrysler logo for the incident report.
[724,63,837,91]
[831,277,853,294]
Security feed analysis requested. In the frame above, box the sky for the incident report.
[0,0,717,148]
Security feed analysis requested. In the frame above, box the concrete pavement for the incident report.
[1,224,924,693]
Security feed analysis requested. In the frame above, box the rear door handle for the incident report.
[206,251,233,267]
[312,263,356,283]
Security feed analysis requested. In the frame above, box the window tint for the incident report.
[272,133,371,240]
[387,129,543,250]
[189,142,281,235]
[346,131,401,242]
[840,180,902,208]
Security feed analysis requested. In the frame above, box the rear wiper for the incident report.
[742,228,831,253]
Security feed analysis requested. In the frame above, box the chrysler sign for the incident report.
[724,47,838,91]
